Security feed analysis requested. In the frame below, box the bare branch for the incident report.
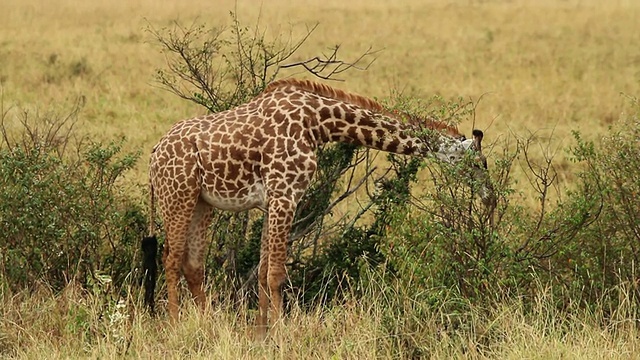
[290,162,377,242]
[1,96,83,157]
[280,45,380,81]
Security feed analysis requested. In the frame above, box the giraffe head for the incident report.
[435,129,483,164]
[435,129,496,209]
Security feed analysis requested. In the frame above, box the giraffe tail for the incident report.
[142,182,158,314]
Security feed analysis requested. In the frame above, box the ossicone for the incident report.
[472,129,484,140]
[472,129,484,151]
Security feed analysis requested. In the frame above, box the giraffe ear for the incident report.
[472,129,483,152]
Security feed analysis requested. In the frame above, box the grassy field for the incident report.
[2,0,639,209]
[2,0,640,358]
[2,279,639,359]
[2,0,639,169]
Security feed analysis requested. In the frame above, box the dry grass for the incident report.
[2,0,639,174]
[2,1,640,204]
[1,0,640,358]
[1,278,639,359]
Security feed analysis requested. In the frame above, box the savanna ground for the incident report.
[1,0,640,358]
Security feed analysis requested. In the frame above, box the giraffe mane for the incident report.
[265,78,386,112]
[392,110,462,137]
[264,78,461,137]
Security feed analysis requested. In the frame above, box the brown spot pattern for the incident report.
[148,77,478,331]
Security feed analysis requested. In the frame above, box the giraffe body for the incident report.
[146,79,492,332]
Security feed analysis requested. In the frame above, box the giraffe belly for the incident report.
[200,182,267,212]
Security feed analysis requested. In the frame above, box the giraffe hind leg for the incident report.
[182,198,214,311]
[162,221,188,320]
[161,198,199,320]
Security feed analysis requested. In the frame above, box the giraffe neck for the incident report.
[264,79,461,156]
[316,107,451,156]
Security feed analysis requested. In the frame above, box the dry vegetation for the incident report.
[2,276,639,359]
[1,0,640,358]
[2,0,639,195]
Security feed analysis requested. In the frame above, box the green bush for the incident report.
[0,107,142,292]
[376,96,640,312]
[559,103,640,305]
[378,143,521,304]
[290,153,422,306]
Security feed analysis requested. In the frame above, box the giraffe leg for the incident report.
[162,221,190,321]
[256,212,270,336]
[182,199,214,311]
[161,235,175,315]
[266,198,296,325]
[160,196,199,321]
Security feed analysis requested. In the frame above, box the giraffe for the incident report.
[143,78,494,332]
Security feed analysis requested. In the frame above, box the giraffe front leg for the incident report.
[266,198,295,326]
[183,261,205,310]
[256,213,270,337]
[267,255,286,324]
